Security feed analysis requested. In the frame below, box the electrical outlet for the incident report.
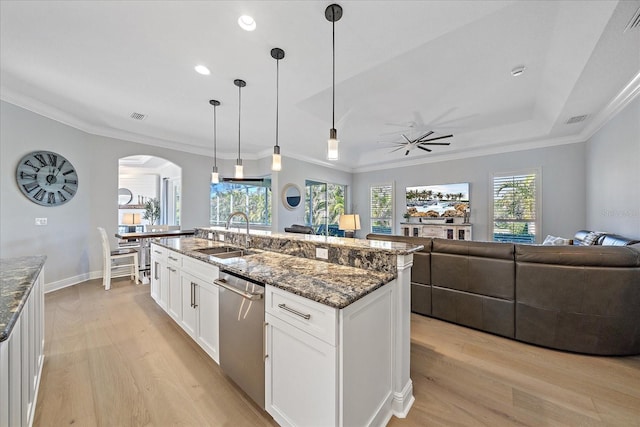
[35,218,47,226]
[315,247,328,260]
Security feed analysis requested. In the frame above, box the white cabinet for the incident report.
[150,244,166,306]
[180,270,220,363]
[266,313,337,427]
[150,245,220,365]
[0,265,44,427]
[401,223,472,240]
[166,253,182,321]
[265,283,394,427]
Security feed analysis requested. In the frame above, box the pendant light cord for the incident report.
[332,15,336,129]
[213,105,217,168]
[276,58,280,147]
[238,85,241,161]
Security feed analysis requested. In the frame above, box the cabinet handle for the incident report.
[154,250,162,254]
[167,267,176,272]
[154,262,160,280]
[277,303,311,320]
[191,282,198,308]
[168,256,178,261]
[264,321,269,360]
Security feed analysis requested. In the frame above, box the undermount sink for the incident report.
[195,246,256,259]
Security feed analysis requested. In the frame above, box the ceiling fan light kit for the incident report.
[234,78,246,179]
[326,3,342,161]
[271,47,285,172]
[209,99,220,183]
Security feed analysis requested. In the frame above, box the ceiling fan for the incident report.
[387,130,453,156]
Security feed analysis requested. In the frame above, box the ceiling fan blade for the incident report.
[401,134,412,144]
[417,146,432,152]
[405,150,410,156]
[390,146,406,153]
[419,142,451,146]
[418,134,453,143]
[414,131,434,142]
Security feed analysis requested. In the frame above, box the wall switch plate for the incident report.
[315,247,328,260]
[35,218,47,226]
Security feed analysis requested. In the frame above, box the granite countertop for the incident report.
[154,237,399,309]
[198,226,421,255]
[0,255,46,342]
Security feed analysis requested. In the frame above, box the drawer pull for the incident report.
[167,267,177,272]
[154,250,162,254]
[168,256,178,261]
[278,303,311,320]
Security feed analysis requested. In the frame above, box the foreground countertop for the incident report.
[154,237,398,309]
[0,255,46,342]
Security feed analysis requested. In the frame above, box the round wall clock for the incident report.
[15,150,78,206]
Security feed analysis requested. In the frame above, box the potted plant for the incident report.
[143,197,161,225]
[403,211,412,222]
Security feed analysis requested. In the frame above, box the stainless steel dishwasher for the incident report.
[215,269,265,408]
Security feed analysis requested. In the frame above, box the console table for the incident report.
[400,222,472,241]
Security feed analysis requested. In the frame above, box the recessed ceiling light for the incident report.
[195,65,210,75]
[238,15,256,31]
[511,65,526,77]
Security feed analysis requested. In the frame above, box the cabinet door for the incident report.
[167,266,181,321]
[180,273,197,338]
[265,313,337,427]
[150,258,161,302]
[196,282,219,363]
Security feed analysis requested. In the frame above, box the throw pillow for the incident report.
[582,231,605,246]
[542,235,570,246]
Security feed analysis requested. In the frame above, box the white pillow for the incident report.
[542,235,570,246]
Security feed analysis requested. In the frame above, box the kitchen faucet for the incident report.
[225,211,250,248]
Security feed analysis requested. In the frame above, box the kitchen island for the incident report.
[1,255,46,427]
[150,231,422,427]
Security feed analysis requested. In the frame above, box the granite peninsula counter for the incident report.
[153,236,417,309]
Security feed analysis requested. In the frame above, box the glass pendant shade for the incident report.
[327,128,339,160]
[211,166,219,184]
[235,159,243,179]
[272,145,282,171]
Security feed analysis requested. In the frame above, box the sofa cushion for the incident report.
[515,244,640,267]
[582,231,605,246]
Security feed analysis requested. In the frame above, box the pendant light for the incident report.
[271,47,285,172]
[234,79,246,179]
[209,99,221,183]
[326,4,342,161]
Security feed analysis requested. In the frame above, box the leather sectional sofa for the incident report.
[366,231,640,356]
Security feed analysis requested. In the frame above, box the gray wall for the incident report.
[1,101,211,289]
[585,96,640,239]
[352,143,587,242]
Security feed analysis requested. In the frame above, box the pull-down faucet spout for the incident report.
[225,211,250,248]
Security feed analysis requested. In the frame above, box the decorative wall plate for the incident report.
[15,150,78,206]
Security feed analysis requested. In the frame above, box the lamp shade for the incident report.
[123,213,141,225]
[338,214,360,231]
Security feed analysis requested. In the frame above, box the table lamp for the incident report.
[123,213,141,232]
[338,214,361,238]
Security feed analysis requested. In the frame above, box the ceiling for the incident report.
[1,1,639,173]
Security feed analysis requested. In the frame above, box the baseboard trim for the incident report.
[44,268,140,293]
[392,380,415,418]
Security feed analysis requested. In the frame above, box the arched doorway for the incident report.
[118,155,182,231]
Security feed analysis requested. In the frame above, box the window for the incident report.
[492,170,539,243]
[210,179,271,226]
[304,180,346,236]
[370,183,393,234]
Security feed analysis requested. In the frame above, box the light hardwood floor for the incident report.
[35,278,640,427]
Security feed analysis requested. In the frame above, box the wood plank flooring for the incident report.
[35,278,640,426]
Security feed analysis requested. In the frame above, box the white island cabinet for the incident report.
[150,243,220,364]
[265,283,394,427]
[0,257,45,427]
